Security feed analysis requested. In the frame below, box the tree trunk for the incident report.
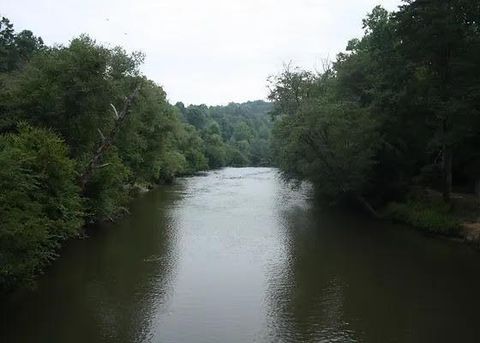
[442,145,452,202]
[356,195,380,219]
[79,86,140,190]
[475,177,480,202]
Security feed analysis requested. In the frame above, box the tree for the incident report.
[395,0,480,201]
[0,124,82,291]
[175,100,273,168]
[0,15,275,291]
[0,16,43,73]
[333,5,430,201]
[272,95,379,203]
[268,64,314,117]
[270,1,480,212]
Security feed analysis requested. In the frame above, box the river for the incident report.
[2,167,480,342]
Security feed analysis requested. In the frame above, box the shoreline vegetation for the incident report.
[2,0,480,293]
[0,15,272,292]
[383,189,480,247]
[267,3,480,244]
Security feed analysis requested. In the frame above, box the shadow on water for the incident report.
[1,185,183,343]
[265,198,480,343]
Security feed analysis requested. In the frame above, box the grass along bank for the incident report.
[383,189,480,246]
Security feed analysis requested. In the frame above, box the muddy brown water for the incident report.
[2,168,480,342]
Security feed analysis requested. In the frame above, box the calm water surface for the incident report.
[2,168,480,342]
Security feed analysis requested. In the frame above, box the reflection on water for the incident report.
[266,195,480,343]
[2,168,480,342]
[1,187,181,343]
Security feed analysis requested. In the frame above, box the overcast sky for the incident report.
[2,0,402,105]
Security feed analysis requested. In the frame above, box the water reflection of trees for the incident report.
[2,185,182,343]
[264,199,357,342]
[88,187,182,343]
[265,195,480,343]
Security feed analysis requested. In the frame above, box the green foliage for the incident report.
[0,124,82,291]
[225,145,249,166]
[203,132,227,168]
[0,35,138,155]
[271,98,379,200]
[174,123,209,174]
[384,200,460,236]
[158,150,187,182]
[177,100,273,168]
[115,78,177,184]
[0,16,274,291]
[269,1,480,210]
[268,65,314,117]
[82,149,130,221]
[0,16,43,73]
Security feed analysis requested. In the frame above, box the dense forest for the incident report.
[0,16,271,292]
[269,1,480,233]
[175,101,273,168]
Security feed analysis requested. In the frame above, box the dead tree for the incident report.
[79,86,141,190]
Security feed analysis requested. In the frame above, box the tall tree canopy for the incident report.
[270,0,480,208]
[0,16,272,292]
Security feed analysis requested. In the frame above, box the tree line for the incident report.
[175,100,273,168]
[269,1,480,226]
[0,16,272,292]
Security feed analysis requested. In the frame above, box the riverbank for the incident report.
[383,189,480,247]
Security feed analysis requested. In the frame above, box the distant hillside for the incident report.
[175,100,273,167]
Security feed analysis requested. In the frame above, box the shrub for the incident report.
[384,199,460,236]
[82,149,131,221]
[0,124,83,291]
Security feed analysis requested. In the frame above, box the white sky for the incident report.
[1,0,402,105]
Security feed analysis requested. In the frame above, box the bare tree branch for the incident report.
[79,86,141,190]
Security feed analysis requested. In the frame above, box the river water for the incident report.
[2,168,480,342]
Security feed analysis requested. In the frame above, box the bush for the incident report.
[158,150,187,182]
[82,149,131,221]
[0,124,83,291]
[384,199,460,236]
